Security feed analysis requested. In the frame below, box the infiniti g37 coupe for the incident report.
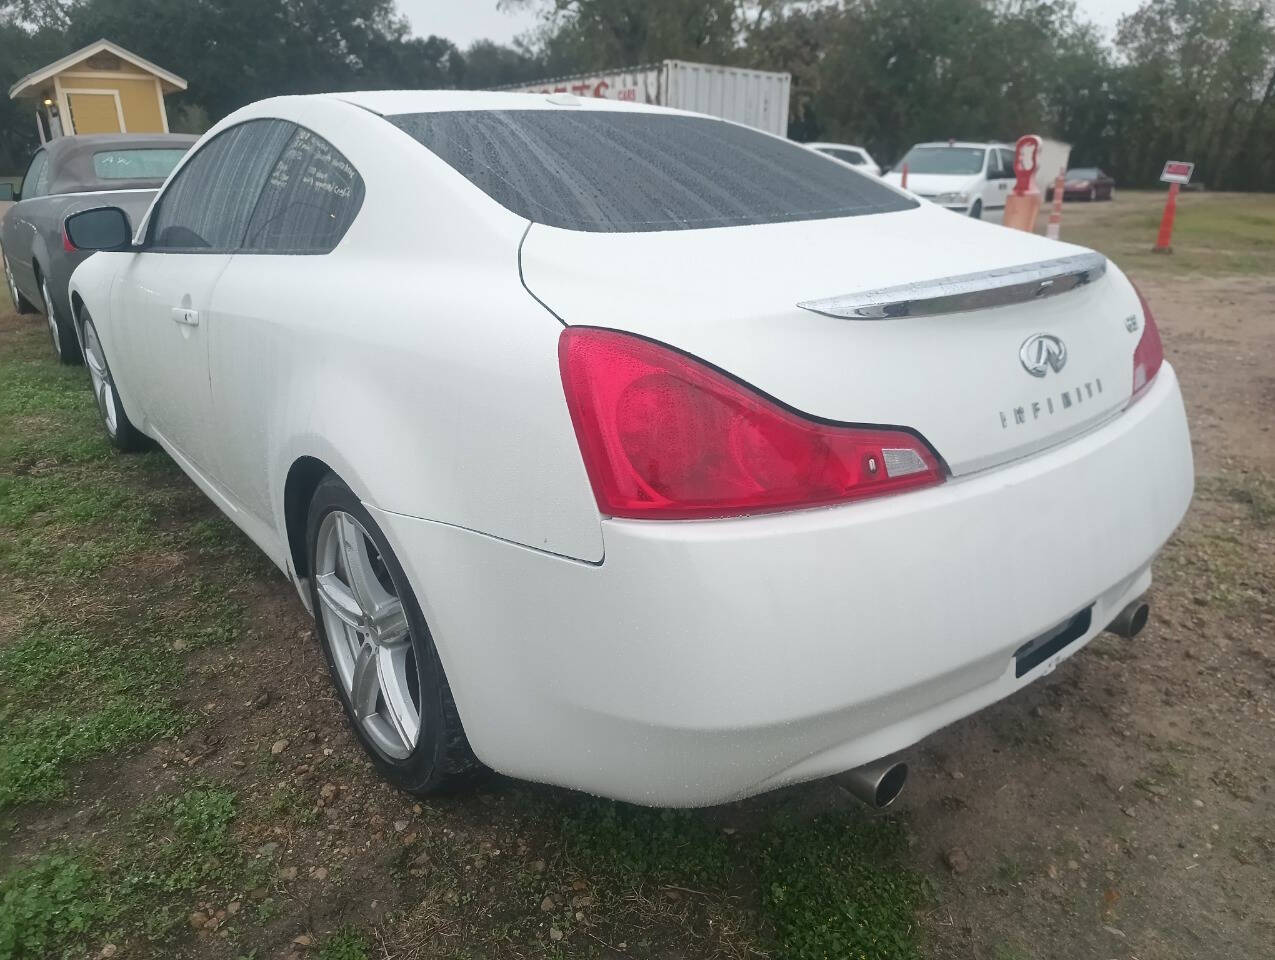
[64,92,1194,807]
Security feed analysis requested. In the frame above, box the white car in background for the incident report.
[883,141,1016,218]
[64,92,1192,809]
[806,141,882,177]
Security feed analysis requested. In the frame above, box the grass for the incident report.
[1054,191,1275,277]
[1159,471,1274,615]
[120,785,248,898]
[0,855,105,960]
[561,800,733,884]
[757,814,928,960]
[0,311,263,954]
[0,785,254,958]
[0,324,254,813]
[317,926,374,960]
[1197,472,1275,526]
[555,800,929,960]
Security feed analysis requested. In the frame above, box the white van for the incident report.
[882,141,1016,218]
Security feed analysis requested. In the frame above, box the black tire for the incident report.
[3,251,37,315]
[81,311,148,452]
[970,200,983,219]
[306,474,481,794]
[41,269,82,365]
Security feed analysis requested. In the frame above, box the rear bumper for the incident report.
[372,365,1193,806]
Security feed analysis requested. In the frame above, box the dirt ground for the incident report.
[1,191,1272,960]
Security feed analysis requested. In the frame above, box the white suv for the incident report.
[882,141,1016,218]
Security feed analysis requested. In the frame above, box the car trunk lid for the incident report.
[520,205,1143,477]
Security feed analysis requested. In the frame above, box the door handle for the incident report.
[171,307,199,326]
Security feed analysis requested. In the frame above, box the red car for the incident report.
[1046,167,1115,202]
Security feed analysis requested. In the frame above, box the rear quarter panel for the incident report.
[198,97,606,567]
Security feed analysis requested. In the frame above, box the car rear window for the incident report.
[92,148,189,181]
[387,110,916,232]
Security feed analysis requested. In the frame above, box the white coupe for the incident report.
[64,92,1193,808]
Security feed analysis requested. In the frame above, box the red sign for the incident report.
[1012,134,1042,196]
[1160,161,1194,185]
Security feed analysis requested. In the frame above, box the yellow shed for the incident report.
[8,38,187,142]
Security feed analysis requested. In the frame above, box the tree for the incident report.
[1112,0,1275,188]
[504,0,746,73]
[2,0,1272,190]
[0,0,465,172]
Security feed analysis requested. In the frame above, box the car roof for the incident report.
[326,89,683,117]
[38,133,197,195]
[805,142,868,152]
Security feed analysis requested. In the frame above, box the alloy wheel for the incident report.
[314,511,421,760]
[83,321,119,436]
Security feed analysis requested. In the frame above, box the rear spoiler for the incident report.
[797,252,1108,320]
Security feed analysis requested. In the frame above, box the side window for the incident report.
[22,151,49,199]
[148,119,294,252]
[996,148,1015,179]
[244,128,364,253]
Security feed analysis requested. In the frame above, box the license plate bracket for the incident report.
[1014,606,1093,678]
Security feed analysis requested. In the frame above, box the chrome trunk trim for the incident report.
[797,252,1108,320]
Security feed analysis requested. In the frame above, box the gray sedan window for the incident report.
[388,110,916,232]
[22,151,49,199]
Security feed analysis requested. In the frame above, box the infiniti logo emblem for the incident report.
[1019,333,1067,377]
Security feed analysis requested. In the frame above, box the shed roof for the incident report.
[9,39,188,100]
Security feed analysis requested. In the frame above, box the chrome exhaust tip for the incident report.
[1105,598,1150,639]
[833,757,909,809]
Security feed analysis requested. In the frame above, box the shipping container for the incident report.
[1035,138,1072,190]
[503,60,792,138]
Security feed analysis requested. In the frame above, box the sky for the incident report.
[397,0,1148,49]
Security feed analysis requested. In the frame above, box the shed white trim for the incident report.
[8,38,187,100]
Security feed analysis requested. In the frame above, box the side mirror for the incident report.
[0,184,14,201]
[65,206,133,252]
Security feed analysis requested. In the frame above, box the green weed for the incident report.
[318,926,374,960]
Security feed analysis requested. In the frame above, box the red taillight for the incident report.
[62,227,76,253]
[558,327,945,520]
[1131,286,1163,403]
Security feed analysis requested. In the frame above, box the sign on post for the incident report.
[1159,161,1195,185]
[1003,134,1044,232]
[1153,160,1194,253]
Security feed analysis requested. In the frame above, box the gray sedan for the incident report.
[1,133,194,363]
